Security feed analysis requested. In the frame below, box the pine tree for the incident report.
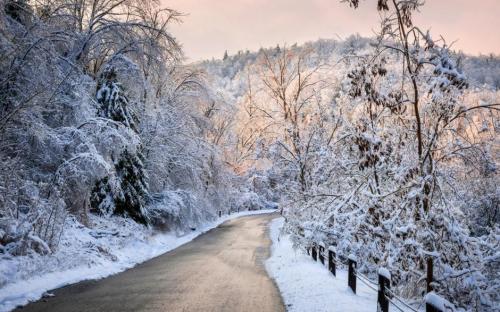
[113,149,149,224]
[90,66,149,224]
[223,50,229,61]
[90,150,149,224]
[90,176,114,216]
[5,0,31,24]
[96,66,139,132]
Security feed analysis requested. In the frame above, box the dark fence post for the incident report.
[377,268,391,312]
[318,242,325,265]
[311,244,317,261]
[348,254,357,294]
[328,247,336,276]
[426,302,440,312]
[427,257,434,293]
[218,210,222,218]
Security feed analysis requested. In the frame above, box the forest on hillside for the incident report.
[0,0,498,311]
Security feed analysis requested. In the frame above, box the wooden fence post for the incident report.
[318,242,325,265]
[426,302,440,312]
[328,247,336,276]
[427,257,433,293]
[218,210,221,218]
[348,254,357,294]
[377,268,391,312]
[311,244,317,261]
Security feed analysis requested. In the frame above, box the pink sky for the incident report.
[164,0,500,61]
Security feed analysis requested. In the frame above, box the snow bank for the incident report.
[0,209,276,312]
[265,218,417,312]
[265,217,377,312]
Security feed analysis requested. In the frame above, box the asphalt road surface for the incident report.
[17,213,285,312]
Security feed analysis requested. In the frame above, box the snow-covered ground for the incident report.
[0,209,276,312]
[266,217,416,312]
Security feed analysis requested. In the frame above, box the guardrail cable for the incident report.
[353,272,378,292]
[387,298,409,312]
[355,271,378,286]
[385,288,419,312]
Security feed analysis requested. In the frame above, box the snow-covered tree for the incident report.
[113,149,149,224]
[96,66,139,132]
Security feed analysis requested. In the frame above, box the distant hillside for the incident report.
[201,36,500,90]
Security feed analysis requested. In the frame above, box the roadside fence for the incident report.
[307,242,454,312]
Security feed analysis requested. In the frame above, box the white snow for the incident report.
[265,218,419,312]
[0,209,276,312]
[425,292,456,311]
[378,267,391,280]
[265,217,377,312]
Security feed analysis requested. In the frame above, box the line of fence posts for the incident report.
[309,242,449,312]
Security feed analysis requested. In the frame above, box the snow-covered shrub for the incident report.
[147,190,204,231]
[458,171,499,237]
[0,212,51,256]
[234,191,269,211]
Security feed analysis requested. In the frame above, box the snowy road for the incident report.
[15,214,285,312]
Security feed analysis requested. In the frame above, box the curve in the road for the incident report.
[16,213,285,312]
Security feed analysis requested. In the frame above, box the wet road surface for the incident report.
[17,213,284,312]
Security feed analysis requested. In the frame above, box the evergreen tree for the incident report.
[114,149,149,224]
[90,65,149,224]
[90,150,149,224]
[90,176,114,216]
[223,50,228,61]
[5,0,31,24]
[96,66,139,132]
